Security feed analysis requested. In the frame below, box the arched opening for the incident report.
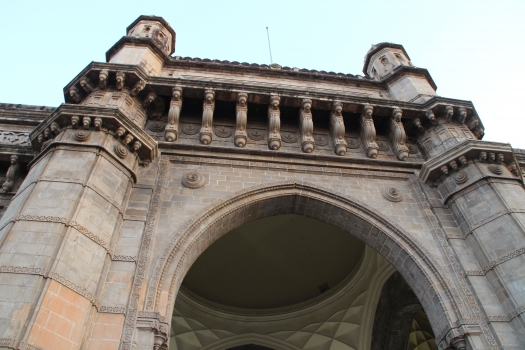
[148,181,459,349]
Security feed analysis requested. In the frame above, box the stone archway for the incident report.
[145,180,461,347]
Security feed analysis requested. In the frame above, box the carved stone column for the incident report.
[299,99,315,153]
[234,93,248,147]
[267,94,281,151]
[330,101,346,156]
[200,89,215,145]
[360,103,378,159]
[165,87,183,142]
[388,107,409,161]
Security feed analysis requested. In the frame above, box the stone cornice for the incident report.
[29,104,158,162]
[382,65,437,91]
[419,140,516,183]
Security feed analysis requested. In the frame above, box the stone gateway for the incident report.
[0,15,524,350]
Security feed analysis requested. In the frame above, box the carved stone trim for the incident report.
[115,144,129,159]
[112,255,137,262]
[181,173,206,189]
[488,164,503,175]
[453,171,469,184]
[487,315,510,322]
[281,132,297,144]
[0,266,47,276]
[382,187,403,202]
[49,272,96,303]
[70,221,111,251]
[99,306,127,314]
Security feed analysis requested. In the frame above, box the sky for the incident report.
[1,1,524,147]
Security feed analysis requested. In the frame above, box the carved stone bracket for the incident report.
[234,93,248,147]
[200,89,215,145]
[299,99,315,153]
[359,104,378,158]
[165,87,182,142]
[1,155,20,193]
[329,101,346,156]
[388,107,409,161]
[267,93,281,150]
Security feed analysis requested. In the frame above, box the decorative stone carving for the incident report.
[472,125,484,139]
[299,99,315,153]
[377,140,390,152]
[181,172,206,189]
[124,134,134,145]
[82,116,91,129]
[330,101,346,156]
[458,107,467,124]
[0,131,30,146]
[449,160,458,172]
[458,155,468,167]
[407,143,418,154]
[234,93,248,147]
[71,115,80,128]
[200,89,215,145]
[248,129,265,141]
[346,137,360,149]
[388,107,409,161]
[181,124,199,135]
[382,187,403,202]
[116,71,125,90]
[99,69,108,89]
[413,118,424,133]
[360,104,378,158]
[425,109,437,126]
[148,121,165,133]
[441,165,449,176]
[215,126,232,138]
[509,163,520,177]
[281,132,297,144]
[73,130,92,142]
[479,151,487,162]
[131,80,146,97]
[115,126,126,138]
[114,144,129,159]
[453,171,469,184]
[69,86,82,103]
[314,135,328,146]
[50,122,61,135]
[267,94,281,150]
[496,153,504,164]
[443,105,454,123]
[79,76,94,93]
[488,152,496,162]
[143,92,157,107]
[1,155,20,193]
[165,87,183,142]
[488,164,503,175]
[94,117,102,131]
[466,115,480,130]
[132,141,142,153]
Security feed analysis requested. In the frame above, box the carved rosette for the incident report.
[299,99,315,153]
[114,144,129,159]
[453,171,469,184]
[73,130,92,142]
[165,87,183,142]
[388,107,409,161]
[248,129,265,141]
[267,94,281,150]
[182,124,199,135]
[200,89,215,145]
[234,93,248,147]
[215,126,232,138]
[148,121,165,133]
[488,164,503,175]
[330,101,347,156]
[382,187,403,202]
[181,172,206,189]
[359,104,378,158]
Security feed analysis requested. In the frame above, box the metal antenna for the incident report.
[266,27,273,65]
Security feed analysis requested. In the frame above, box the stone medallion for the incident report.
[488,164,503,175]
[407,143,418,154]
[148,121,165,133]
[215,126,233,138]
[281,132,298,144]
[377,140,390,152]
[182,124,199,135]
[182,172,206,189]
[73,130,92,142]
[248,129,265,141]
[346,137,360,149]
[453,171,469,184]
[382,187,403,202]
[114,144,129,159]
[314,135,328,146]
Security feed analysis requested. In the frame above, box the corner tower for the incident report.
[364,43,437,103]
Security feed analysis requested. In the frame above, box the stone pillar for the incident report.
[420,141,525,348]
[0,105,156,349]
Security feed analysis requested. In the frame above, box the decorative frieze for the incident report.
[267,93,281,150]
[200,89,215,145]
[359,104,378,158]
[298,99,314,153]
[234,93,248,147]
[388,107,409,161]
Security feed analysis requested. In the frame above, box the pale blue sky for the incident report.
[1,1,524,147]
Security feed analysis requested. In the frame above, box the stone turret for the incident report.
[106,15,176,76]
[363,43,437,103]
